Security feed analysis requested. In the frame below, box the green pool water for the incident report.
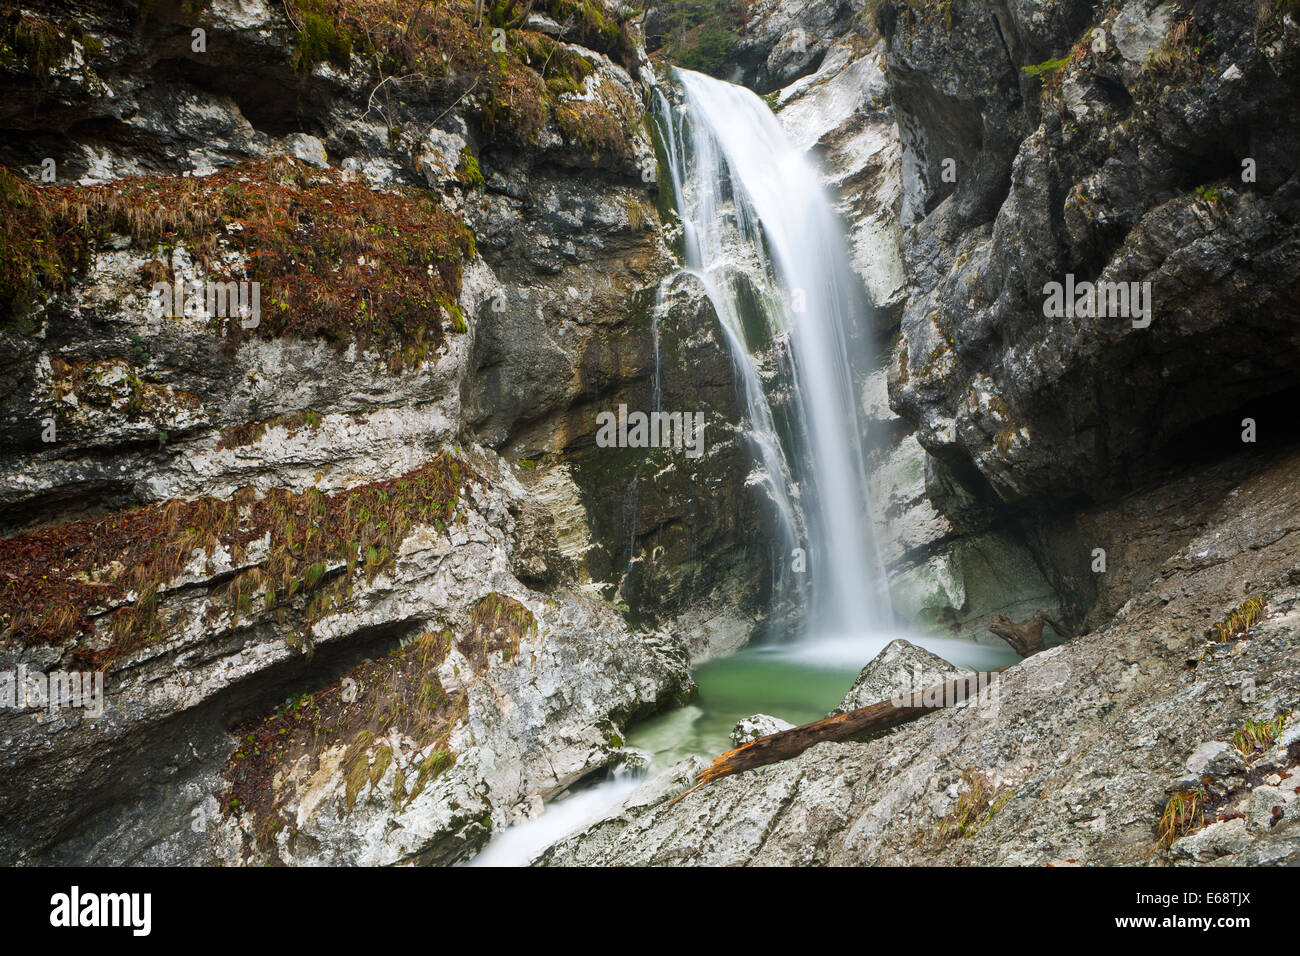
[627,631,1019,767]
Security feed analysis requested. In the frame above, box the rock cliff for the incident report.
[0,0,747,864]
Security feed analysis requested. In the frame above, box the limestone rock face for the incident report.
[210,592,693,867]
[0,0,722,864]
[764,0,1300,651]
[877,0,1300,507]
[727,0,861,92]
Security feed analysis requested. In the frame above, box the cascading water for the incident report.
[659,68,891,639]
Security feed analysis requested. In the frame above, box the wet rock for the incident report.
[727,0,860,92]
[880,0,1300,509]
[1185,741,1244,778]
[831,639,973,716]
[731,714,795,746]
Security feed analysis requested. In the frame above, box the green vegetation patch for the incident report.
[1212,595,1267,642]
[1143,8,1212,75]
[295,8,354,71]
[1233,714,1287,759]
[1157,788,1206,848]
[223,629,465,847]
[216,410,324,451]
[0,159,474,362]
[0,453,473,669]
[0,10,82,81]
[652,0,748,76]
[467,592,538,664]
[283,0,640,157]
[921,770,1014,848]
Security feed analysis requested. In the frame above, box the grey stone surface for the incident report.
[731,713,796,747]
[830,639,973,716]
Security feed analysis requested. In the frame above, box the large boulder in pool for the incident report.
[730,714,796,747]
[830,639,973,716]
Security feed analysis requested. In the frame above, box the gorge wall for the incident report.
[738,0,1300,649]
[0,0,766,864]
[1,0,1298,867]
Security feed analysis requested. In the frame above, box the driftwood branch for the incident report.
[670,667,1010,805]
[987,610,1071,658]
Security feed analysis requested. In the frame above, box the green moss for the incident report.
[623,198,648,231]
[555,95,640,163]
[407,748,454,805]
[2,158,475,358]
[1195,184,1223,206]
[549,0,635,63]
[646,114,680,249]
[0,12,77,81]
[1021,55,1070,79]
[444,299,468,333]
[456,146,484,188]
[468,592,537,664]
[216,409,324,450]
[0,167,90,318]
[275,2,638,153]
[0,453,472,667]
[223,628,469,842]
[295,10,353,72]
[866,0,958,33]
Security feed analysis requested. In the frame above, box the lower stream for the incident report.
[470,630,1017,866]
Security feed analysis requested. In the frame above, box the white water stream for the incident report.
[662,68,891,636]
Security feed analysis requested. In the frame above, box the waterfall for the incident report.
[658,68,891,638]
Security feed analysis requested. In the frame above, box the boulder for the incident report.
[731,714,796,747]
[830,639,973,716]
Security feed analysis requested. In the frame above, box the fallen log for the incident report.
[672,666,1011,804]
[987,610,1071,657]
